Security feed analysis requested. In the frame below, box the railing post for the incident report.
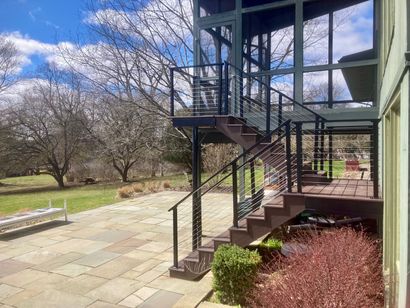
[372,120,379,198]
[313,116,319,171]
[320,121,325,171]
[239,70,244,118]
[250,160,256,198]
[266,84,271,134]
[192,127,201,250]
[296,122,303,193]
[285,122,292,193]
[172,208,178,268]
[170,68,175,117]
[224,62,229,115]
[278,94,283,129]
[232,161,239,227]
[193,75,199,116]
[328,128,333,179]
[218,64,223,115]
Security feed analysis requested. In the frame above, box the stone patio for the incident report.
[0,191,228,308]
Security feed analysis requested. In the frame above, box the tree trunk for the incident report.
[121,171,128,182]
[54,174,65,188]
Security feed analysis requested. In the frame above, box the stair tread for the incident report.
[169,266,185,273]
[241,133,259,136]
[198,246,215,253]
[226,124,244,127]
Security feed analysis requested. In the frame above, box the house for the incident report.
[168,0,409,306]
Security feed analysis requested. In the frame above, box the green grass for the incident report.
[0,173,191,216]
[321,160,345,178]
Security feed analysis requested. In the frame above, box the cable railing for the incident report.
[170,62,326,129]
[169,120,293,271]
[292,120,380,199]
[168,61,381,276]
[170,63,224,116]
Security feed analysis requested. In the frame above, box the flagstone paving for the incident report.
[0,191,231,307]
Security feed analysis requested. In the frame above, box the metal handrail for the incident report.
[168,119,291,212]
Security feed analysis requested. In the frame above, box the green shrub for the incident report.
[211,244,261,305]
[260,238,283,250]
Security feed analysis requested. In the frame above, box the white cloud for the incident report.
[0,32,75,73]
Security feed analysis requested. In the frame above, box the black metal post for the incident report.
[170,68,175,116]
[278,94,283,129]
[172,208,178,268]
[239,70,244,118]
[218,64,223,115]
[313,117,319,171]
[328,128,333,179]
[224,62,229,115]
[320,121,325,171]
[266,84,271,134]
[193,76,199,116]
[250,160,256,198]
[192,127,201,250]
[285,122,292,192]
[232,161,239,227]
[372,121,379,198]
[296,122,303,193]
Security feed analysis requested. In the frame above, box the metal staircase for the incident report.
[168,62,375,280]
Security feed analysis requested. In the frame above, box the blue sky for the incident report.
[0,0,87,73]
[0,0,374,80]
[0,0,85,43]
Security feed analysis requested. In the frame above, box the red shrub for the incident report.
[248,228,384,308]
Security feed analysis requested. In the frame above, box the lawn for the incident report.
[0,173,190,216]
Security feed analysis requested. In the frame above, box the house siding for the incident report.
[378,0,410,306]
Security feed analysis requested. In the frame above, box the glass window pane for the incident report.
[200,25,232,65]
[332,69,352,101]
[303,71,328,102]
[303,15,329,66]
[199,0,235,17]
[243,6,295,72]
[333,0,374,63]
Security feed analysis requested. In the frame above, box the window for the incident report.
[199,0,235,17]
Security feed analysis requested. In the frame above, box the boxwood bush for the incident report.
[211,244,261,305]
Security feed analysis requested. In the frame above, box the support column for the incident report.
[239,147,246,202]
[371,121,379,198]
[294,0,304,105]
[328,128,333,179]
[192,127,202,250]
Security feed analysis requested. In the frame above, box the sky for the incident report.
[0,0,374,101]
[0,0,86,73]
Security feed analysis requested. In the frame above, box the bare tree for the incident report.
[57,0,193,117]
[8,65,91,188]
[92,98,159,182]
[0,36,20,95]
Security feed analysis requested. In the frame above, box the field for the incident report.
[0,161,350,216]
[0,174,188,216]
